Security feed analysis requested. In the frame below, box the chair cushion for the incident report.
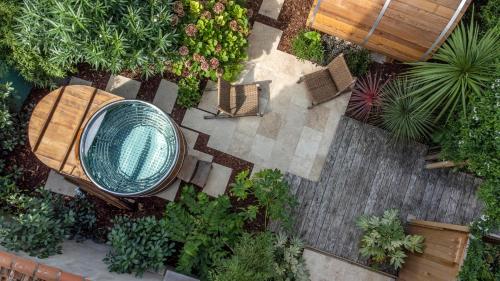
[303,70,338,104]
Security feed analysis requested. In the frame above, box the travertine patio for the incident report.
[182,22,350,180]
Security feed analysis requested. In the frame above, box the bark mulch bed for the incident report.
[276,0,315,54]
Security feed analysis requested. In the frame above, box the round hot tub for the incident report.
[79,100,185,196]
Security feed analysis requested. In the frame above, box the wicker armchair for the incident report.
[204,77,262,119]
[298,54,356,109]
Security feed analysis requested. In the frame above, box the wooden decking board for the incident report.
[281,116,483,265]
[315,122,366,249]
[305,118,357,245]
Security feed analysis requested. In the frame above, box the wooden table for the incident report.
[29,85,130,209]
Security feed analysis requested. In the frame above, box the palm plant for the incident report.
[348,72,388,122]
[381,77,434,142]
[406,20,500,122]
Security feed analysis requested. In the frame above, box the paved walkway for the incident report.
[281,116,483,265]
[303,248,395,281]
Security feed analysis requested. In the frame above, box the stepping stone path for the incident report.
[258,0,285,20]
[44,76,232,202]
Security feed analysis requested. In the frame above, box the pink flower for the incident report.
[185,24,198,37]
[215,44,222,53]
[246,8,254,18]
[173,1,184,15]
[200,61,209,71]
[201,10,212,19]
[179,46,189,56]
[184,60,193,69]
[216,67,224,76]
[171,15,179,26]
[193,53,202,62]
[199,55,207,64]
[209,58,219,69]
[229,20,238,31]
[213,2,225,14]
[182,68,191,77]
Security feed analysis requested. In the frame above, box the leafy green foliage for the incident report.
[381,77,435,142]
[231,169,297,230]
[172,0,250,82]
[0,189,75,258]
[478,0,500,32]
[164,186,246,279]
[459,238,500,281]
[210,232,310,281]
[437,79,499,225]
[344,48,372,77]
[321,35,371,76]
[177,76,201,108]
[407,20,500,122]
[6,0,179,87]
[439,79,499,178]
[273,233,310,281]
[0,0,18,62]
[105,216,175,277]
[210,232,277,281]
[67,191,97,242]
[0,82,12,132]
[356,209,424,270]
[292,30,324,64]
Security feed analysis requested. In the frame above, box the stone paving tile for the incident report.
[256,111,283,140]
[294,126,323,159]
[155,179,181,202]
[249,134,275,163]
[203,163,232,197]
[198,81,219,114]
[227,130,254,160]
[258,0,285,20]
[105,75,140,99]
[181,108,215,135]
[306,105,331,132]
[69,77,92,86]
[153,79,178,114]
[207,118,238,151]
[44,171,78,197]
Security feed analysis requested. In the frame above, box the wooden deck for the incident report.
[281,116,483,264]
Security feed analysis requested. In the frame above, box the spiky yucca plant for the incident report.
[407,20,500,122]
[381,77,435,142]
[357,209,424,270]
[348,72,388,122]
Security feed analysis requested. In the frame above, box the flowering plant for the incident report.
[172,0,249,82]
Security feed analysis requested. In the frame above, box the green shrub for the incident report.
[210,232,310,281]
[344,48,371,77]
[407,20,500,122]
[210,232,277,281]
[0,0,18,62]
[292,30,324,64]
[381,77,435,142]
[321,35,371,76]
[6,0,179,87]
[67,192,97,242]
[105,216,175,277]
[0,82,13,132]
[231,169,297,230]
[164,186,247,279]
[172,0,250,82]
[177,76,201,108]
[477,179,500,227]
[439,79,499,179]
[479,0,500,31]
[0,189,75,258]
[459,238,500,281]
[356,209,424,270]
[273,233,310,281]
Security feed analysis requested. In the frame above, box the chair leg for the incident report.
[297,77,304,84]
[307,102,316,109]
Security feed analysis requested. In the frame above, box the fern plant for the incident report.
[210,232,310,281]
[164,186,246,280]
[356,209,424,270]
